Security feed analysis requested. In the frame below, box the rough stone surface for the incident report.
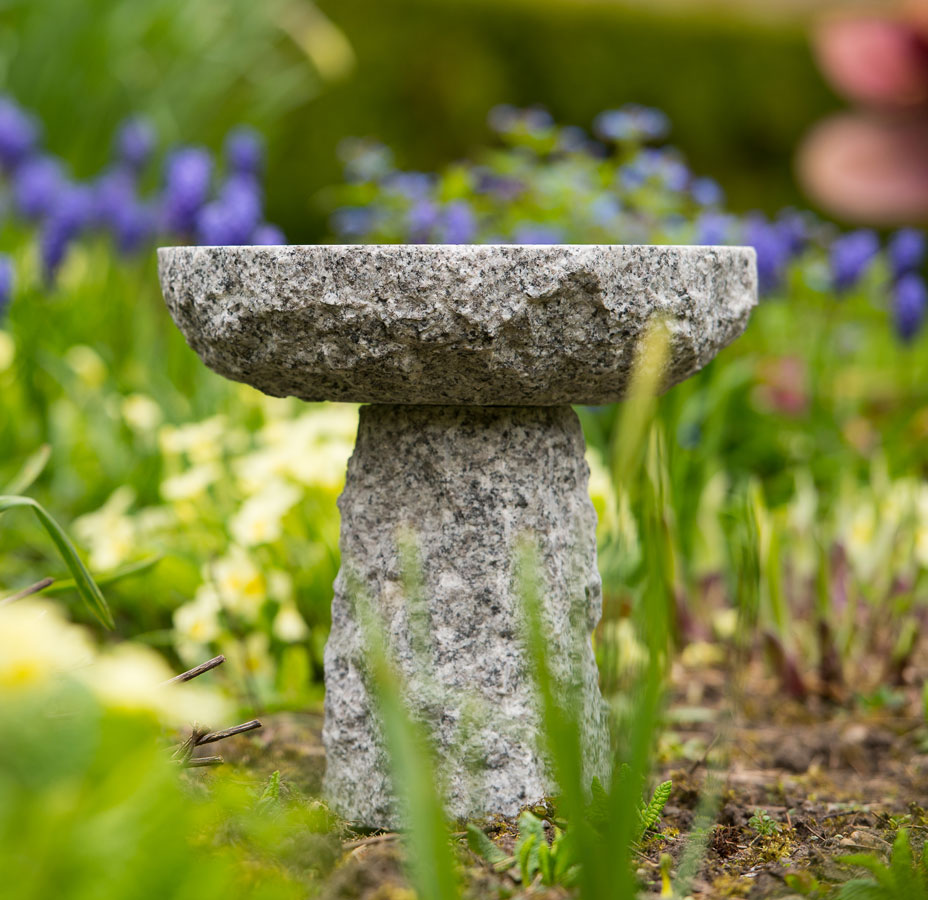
[158,244,757,406]
[323,404,610,827]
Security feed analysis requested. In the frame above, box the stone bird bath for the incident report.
[158,243,757,827]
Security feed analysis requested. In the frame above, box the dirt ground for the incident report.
[215,649,928,899]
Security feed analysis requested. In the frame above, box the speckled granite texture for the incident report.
[157,244,757,406]
[323,405,610,827]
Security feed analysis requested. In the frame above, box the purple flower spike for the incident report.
[697,211,734,246]
[161,146,213,236]
[894,273,927,342]
[440,200,477,244]
[252,223,286,245]
[888,228,926,279]
[743,214,790,294]
[407,198,440,241]
[0,97,39,171]
[113,199,155,255]
[331,206,375,238]
[690,177,724,208]
[0,254,13,320]
[40,183,95,280]
[830,229,880,293]
[93,167,136,229]
[13,155,65,220]
[513,224,564,244]
[224,126,264,176]
[115,117,155,172]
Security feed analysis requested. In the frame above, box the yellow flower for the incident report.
[83,643,231,726]
[121,393,163,433]
[229,479,301,546]
[0,601,93,690]
[64,344,107,389]
[211,545,266,621]
[158,416,227,464]
[273,604,309,642]
[0,330,14,372]
[173,584,223,646]
[73,486,137,571]
[161,462,221,502]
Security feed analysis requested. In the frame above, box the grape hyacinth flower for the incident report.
[830,229,880,293]
[13,155,65,220]
[332,206,375,238]
[743,215,791,294]
[440,201,477,244]
[690,176,724,208]
[112,199,155,255]
[224,126,264,176]
[593,105,670,143]
[407,198,440,241]
[0,254,13,321]
[40,183,95,280]
[697,211,735,246]
[161,146,213,236]
[115,117,155,172]
[513,224,564,244]
[893,273,927,342]
[887,228,926,279]
[252,223,286,245]
[0,97,38,172]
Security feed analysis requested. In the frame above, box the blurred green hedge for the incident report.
[1,0,839,241]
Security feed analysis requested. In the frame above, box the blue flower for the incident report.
[112,199,155,255]
[252,223,286,245]
[513,224,563,244]
[594,105,669,143]
[331,206,375,238]
[115,117,155,172]
[440,200,476,244]
[93,168,136,229]
[887,228,926,279]
[13,155,65,220]
[385,171,433,200]
[0,96,38,171]
[696,211,734,246]
[775,210,809,257]
[590,194,622,227]
[195,177,261,246]
[224,126,264,176]
[830,229,880,293]
[40,183,94,280]
[690,177,724,208]
[743,214,791,294]
[0,254,13,320]
[407,198,440,241]
[893,273,927,342]
[161,146,213,235]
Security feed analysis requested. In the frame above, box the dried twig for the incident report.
[164,654,226,684]
[186,756,223,768]
[0,577,54,606]
[196,719,262,745]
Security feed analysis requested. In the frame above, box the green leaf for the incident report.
[0,495,114,629]
[259,770,281,805]
[537,839,553,886]
[639,780,673,837]
[517,832,537,886]
[41,554,162,594]
[834,879,890,900]
[466,824,507,867]
[838,853,896,891]
[2,444,51,495]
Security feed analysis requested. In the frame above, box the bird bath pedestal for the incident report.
[158,244,756,828]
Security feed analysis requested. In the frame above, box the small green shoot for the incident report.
[748,809,780,838]
[836,828,928,900]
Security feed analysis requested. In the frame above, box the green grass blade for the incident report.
[2,444,51,495]
[41,554,162,594]
[0,495,114,629]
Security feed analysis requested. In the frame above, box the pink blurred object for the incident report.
[814,14,928,107]
[798,112,928,224]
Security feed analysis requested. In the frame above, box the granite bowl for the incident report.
[157,243,757,406]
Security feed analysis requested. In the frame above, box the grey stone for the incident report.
[157,242,758,829]
[157,244,757,406]
[323,404,609,827]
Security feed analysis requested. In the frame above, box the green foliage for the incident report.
[748,809,780,838]
[0,493,113,628]
[640,779,674,836]
[837,829,928,900]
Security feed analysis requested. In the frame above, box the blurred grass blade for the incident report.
[3,444,51,495]
[42,554,162,595]
[0,495,114,629]
[352,574,460,900]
